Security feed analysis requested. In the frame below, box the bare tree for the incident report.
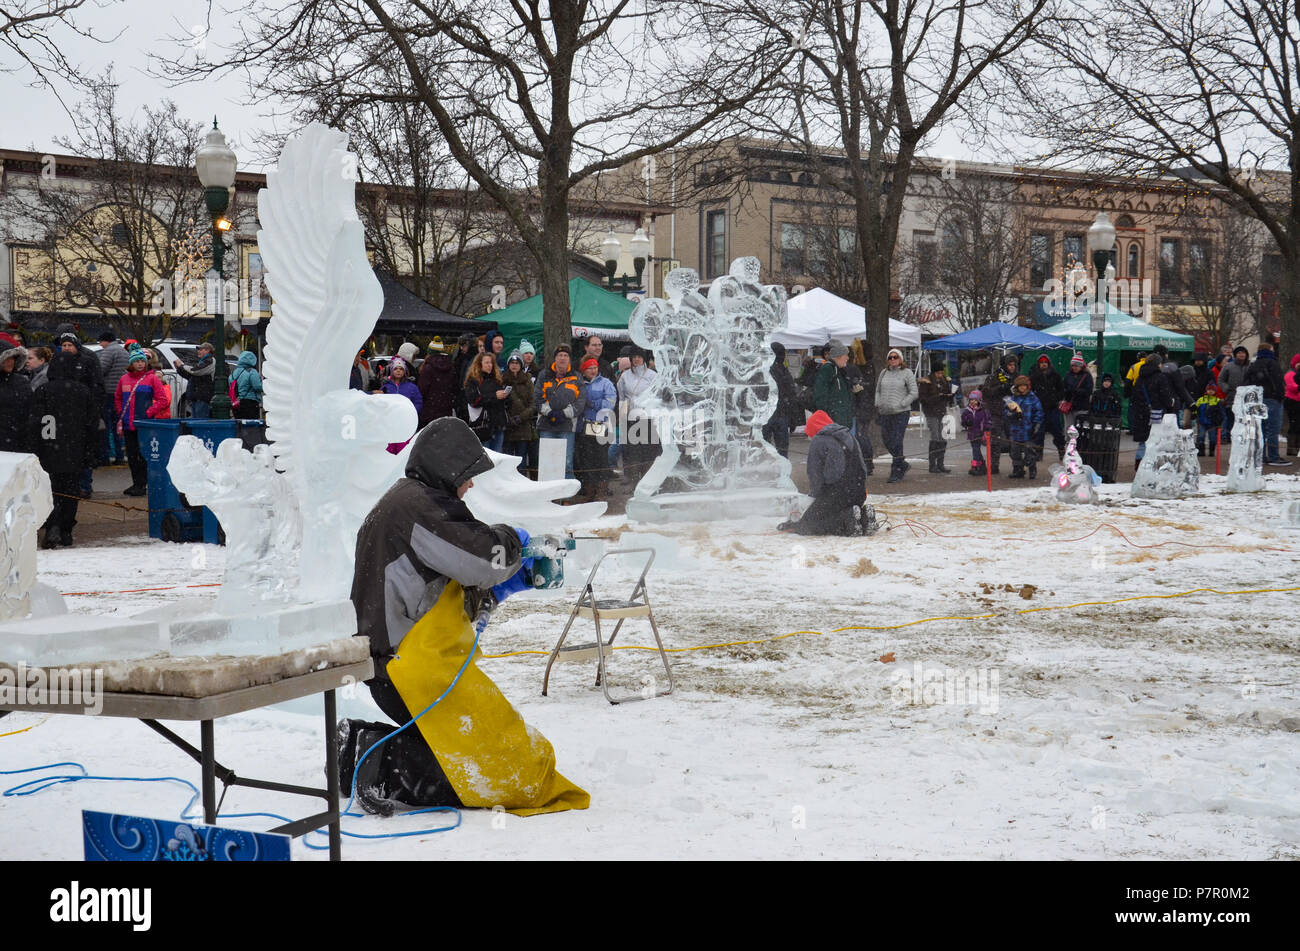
[162,0,794,356]
[1,79,207,344]
[0,0,116,95]
[719,0,1058,365]
[897,170,1030,332]
[1025,0,1300,366]
[771,187,869,302]
[1153,209,1269,352]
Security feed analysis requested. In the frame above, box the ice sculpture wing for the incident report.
[257,122,383,501]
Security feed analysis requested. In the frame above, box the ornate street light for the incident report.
[1087,210,1116,378]
[195,117,236,418]
[601,227,650,297]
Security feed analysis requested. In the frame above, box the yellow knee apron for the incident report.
[385,580,589,816]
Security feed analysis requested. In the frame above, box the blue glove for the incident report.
[490,527,532,604]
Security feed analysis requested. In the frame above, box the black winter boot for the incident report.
[935,444,951,473]
[1028,462,1037,479]
[887,461,903,484]
[1009,466,1025,479]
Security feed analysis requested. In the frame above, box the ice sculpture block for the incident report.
[0,452,53,621]
[1049,426,1100,504]
[464,449,604,532]
[1225,385,1266,492]
[625,257,800,522]
[1132,415,1200,499]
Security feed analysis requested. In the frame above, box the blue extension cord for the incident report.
[0,628,483,851]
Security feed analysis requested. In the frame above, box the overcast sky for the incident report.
[2,0,997,173]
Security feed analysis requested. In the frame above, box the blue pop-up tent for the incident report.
[922,322,1074,351]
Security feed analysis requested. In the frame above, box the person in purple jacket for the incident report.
[382,356,423,453]
[961,389,994,476]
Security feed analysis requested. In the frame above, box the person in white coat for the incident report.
[616,345,659,482]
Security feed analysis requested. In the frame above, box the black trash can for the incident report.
[1076,413,1122,484]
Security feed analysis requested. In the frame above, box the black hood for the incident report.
[771,341,786,361]
[406,416,495,494]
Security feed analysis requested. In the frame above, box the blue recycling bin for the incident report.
[134,420,205,543]
[188,419,267,545]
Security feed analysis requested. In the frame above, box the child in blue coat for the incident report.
[1003,375,1044,479]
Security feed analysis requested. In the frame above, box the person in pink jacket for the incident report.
[114,345,170,496]
[1285,353,1300,456]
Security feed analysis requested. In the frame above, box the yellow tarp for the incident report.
[385,580,590,816]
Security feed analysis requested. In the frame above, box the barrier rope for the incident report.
[478,583,1300,660]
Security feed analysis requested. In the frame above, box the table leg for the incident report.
[324,689,340,862]
[201,719,216,824]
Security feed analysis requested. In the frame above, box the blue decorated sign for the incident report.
[82,811,291,862]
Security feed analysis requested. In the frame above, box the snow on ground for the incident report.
[3,475,1300,860]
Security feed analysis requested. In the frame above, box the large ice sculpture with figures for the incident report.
[1225,385,1267,493]
[1131,415,1200,499]
[625,257,800,522]
[1,123,602,667]
[1049,426,1100,504]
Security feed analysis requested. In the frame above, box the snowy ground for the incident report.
[3,474,1300,860]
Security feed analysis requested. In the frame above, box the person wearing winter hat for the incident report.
[533,344,585,479]
[114,345,170,494]
[397,341,421,369]
[29,352,98,547]
[1192,381,1224,456]
[417,339,457,426]
[981,352,1021,473]
[875,348,917,483]
[618,344,660,481]
[778,409,868,536]
[960,390,993,476]
[517,339,538,381]
[342,416,588,817]
[1060,351,1094,434]
[1029,354,1066,460]
[814,342,855,432]
[1217,345,1250,443]
[501,352,538,476]
[0,332,31,454]
[1003,374,1044,479]
[1089,372,1122,418]
[918,362,956,473]
[382,356,424,453]
[574,356,616,499]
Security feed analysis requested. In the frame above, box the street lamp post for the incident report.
[601,227,651,297]
[195,118,237,419]
[1087,211,1116,381]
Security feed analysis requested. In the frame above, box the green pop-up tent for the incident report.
[477,277,637,356]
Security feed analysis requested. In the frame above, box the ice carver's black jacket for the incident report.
[350,417,522,676]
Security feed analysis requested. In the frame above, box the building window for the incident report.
[1029,232,1051,289]
[780,222,804,274]
[705,209,727,278]
[940,219,964,286]
[1159,237,1181,295]
[1187,239,1210,296]
[837,226,856,274]
[1127,243,1140,278]
[1062,233,1084,271]
[1115,214,1136,229]
[15,251,29,266]
[914,231,937,288]
[110,222,131,246]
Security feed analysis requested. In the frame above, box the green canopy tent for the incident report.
[1039,305,1196,428]
[477,277,637,357]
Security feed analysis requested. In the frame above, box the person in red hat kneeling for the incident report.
[778,410,869,536]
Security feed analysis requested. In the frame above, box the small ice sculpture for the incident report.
[1131,415,1200,499]
[1225,385,1267,492]
[1049,426,1099,504]
[1281,497,1300,530]
[168,438,302,611]
[625,257,800,521]
[463,449,604,532]
[0,452,53,620]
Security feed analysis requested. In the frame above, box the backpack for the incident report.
[228,371,241,410]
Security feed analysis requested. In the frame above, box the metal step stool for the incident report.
[542,547,673,704]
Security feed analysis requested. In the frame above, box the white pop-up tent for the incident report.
[771,287,922,350]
